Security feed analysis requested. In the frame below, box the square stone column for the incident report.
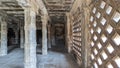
[24,7,37,68]
[66,13,72,53]
[20,20,24,48]
[41,15,48,55]
[0,16,7,56]
[14,30,19,44]
[51,25,56,46]
[48,24,51,49]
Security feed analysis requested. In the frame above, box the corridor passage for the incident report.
[0,0,120,68]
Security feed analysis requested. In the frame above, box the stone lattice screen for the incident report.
[71,7,82,65]
[89,0,120,68]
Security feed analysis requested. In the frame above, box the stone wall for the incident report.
[66,0,120,68]
[66,0,91,67]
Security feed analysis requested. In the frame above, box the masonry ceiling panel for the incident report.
[44,0,75,16]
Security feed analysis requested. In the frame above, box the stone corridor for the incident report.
[0,0,120,68]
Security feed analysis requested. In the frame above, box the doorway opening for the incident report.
[36,29,42,54]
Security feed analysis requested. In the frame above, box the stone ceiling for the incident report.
[44,0,75,16]
[43,0,75,22]
[0,0,75,23]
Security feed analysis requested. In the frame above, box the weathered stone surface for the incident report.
[0,14,7,56]
[41,15,48,55]
[48,24,51,49]
[24,7,37,68]
[20,19,24,49]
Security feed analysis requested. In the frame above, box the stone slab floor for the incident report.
[0,48,79,68]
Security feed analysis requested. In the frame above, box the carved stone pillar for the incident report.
[41,15,48,55]
[14,30,19,44]
[0,16,7,56]
[48,24,51,49]
[66,13,72,53]
[24,7,37,68]
[51,25,56,46]
[20,20,24,48]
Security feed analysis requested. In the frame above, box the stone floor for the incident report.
[0,47,79,68]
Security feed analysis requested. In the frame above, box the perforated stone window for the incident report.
[94,48,98,55]
[101,34,107,43]
[106,25,113,34]
[107,63,113,68]
[106,6,112,15]
[100,1,106,9]
[97,42,102,49]
[112,12,120,23]
[93,7,96,14]
[94,62,98,68]
[96,12,101,18]
[91,28,94,34]
[94,35,98,41]
[93,21,97,27]
[101,17,106,25]
[106,43,114,53]
[97,27,101,34]
[90,16,94,22]
[91,54,95,60]
[114,56,120,67]
[91,41,94,47]
[101,51,108,60]
[97,57,102,65]
[112,33,120,45]
[89,0,120,68]
[71,7,82,65]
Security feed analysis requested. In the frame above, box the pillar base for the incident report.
[25,62,36,68]
[42,50,48,55]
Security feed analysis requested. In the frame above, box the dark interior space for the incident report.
[7,28,15,46]
[36,30,42,45]
[36,30,42,54]
[55,24,65,46]
[51,23,66,53]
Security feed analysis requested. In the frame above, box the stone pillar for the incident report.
[0,16,7,56]
[20,20,24,48]
[24,7,37,68]
[66,13,72,53]
[15,30,19,44]
[83,7,91,68]
[51,25,56,46]
[41,15,48,55]
[48,24,51,49]
[81,2,91,67]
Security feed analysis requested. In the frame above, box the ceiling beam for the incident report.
[0,0,16,2]
[0,7,23,10]
[6,11,24,14]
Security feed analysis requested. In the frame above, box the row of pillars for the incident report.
[24,7,48,68]
[0,7,49,68]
